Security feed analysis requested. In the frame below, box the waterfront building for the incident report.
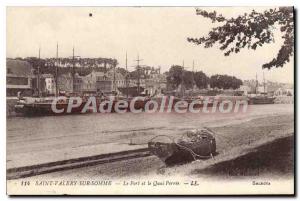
[81,71,112,94]
[6,59,35,96]
[106,69,126,91]
[57,72,73,93]
[42,74,56,95]
[145,74,167,96]
[95,72,112,94]
[73,73,83,93]
[127,66,164,96]
[274,88,294,96]
[238,85,251,95]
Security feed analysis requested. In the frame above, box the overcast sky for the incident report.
[7,7,294,83]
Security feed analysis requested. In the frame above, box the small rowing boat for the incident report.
[148,128,217,166]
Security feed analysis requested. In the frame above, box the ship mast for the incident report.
[181,60,185,98]
[37,48,41,97]
[113,58,116,93]
[135,54,143,95]
[255,73,258,94]
[55,43,59,97]
[125,52,128,98]
[72,47,75,93]
[192,60,195,94]
[263,72,265,94]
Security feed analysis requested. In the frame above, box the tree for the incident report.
[182,70,194,89]
[166,65,184,90]
[25,57,46,69]
[187,7,294,69]
[210,74,243,89]
[194,71,209,89]
[166,65,197,90]
[232,77,243,89]
[116,67,129,76]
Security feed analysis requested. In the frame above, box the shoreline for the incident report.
[6,97,294,117]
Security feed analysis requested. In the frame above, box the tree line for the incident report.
[12,57,243,90]
[166,65,243,90]
[17,57,119,76]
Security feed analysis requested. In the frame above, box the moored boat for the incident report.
[248,72,275,105]
[14,97,86,116]
[14,96,150,116]
[248,95,276,105]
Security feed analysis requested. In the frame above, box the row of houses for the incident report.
[44,57,117,69]
[56,68,167,96]
[238,82,294,96]
[6,59,167,97]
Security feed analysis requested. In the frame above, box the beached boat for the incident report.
[148,128,217,166]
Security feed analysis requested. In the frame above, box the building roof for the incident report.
[107,69,124,80]
[41,74,54,78]
[92,71,105,77]
[6,59,33,77]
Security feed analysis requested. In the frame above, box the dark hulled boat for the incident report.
[248,72,275,105]
[148,129,217,166]
[248,95,275,105]
[14,97,87,116]
[14,96,150,116]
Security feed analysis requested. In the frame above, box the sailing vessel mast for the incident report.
[255,73,258,94]
[55,43,59,97]
[125,52,128,98]
[181,60,185,97]
[263,72,265,94]
[37,48,41,97]
[192,60,195,93]
[135,54,143,95]
[113,58,116,93]
[72,47,75,93]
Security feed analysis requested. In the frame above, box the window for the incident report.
[7,77,28,85]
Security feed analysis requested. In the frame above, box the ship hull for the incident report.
[248,97,275,105]
[148,129,217,166]
[14,102,86,116]
[14,98,149,116]
[148,141,216,166]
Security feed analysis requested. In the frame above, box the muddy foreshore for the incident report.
[21,113,294,180]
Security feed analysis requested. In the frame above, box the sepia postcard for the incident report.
[6,6,294,195]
